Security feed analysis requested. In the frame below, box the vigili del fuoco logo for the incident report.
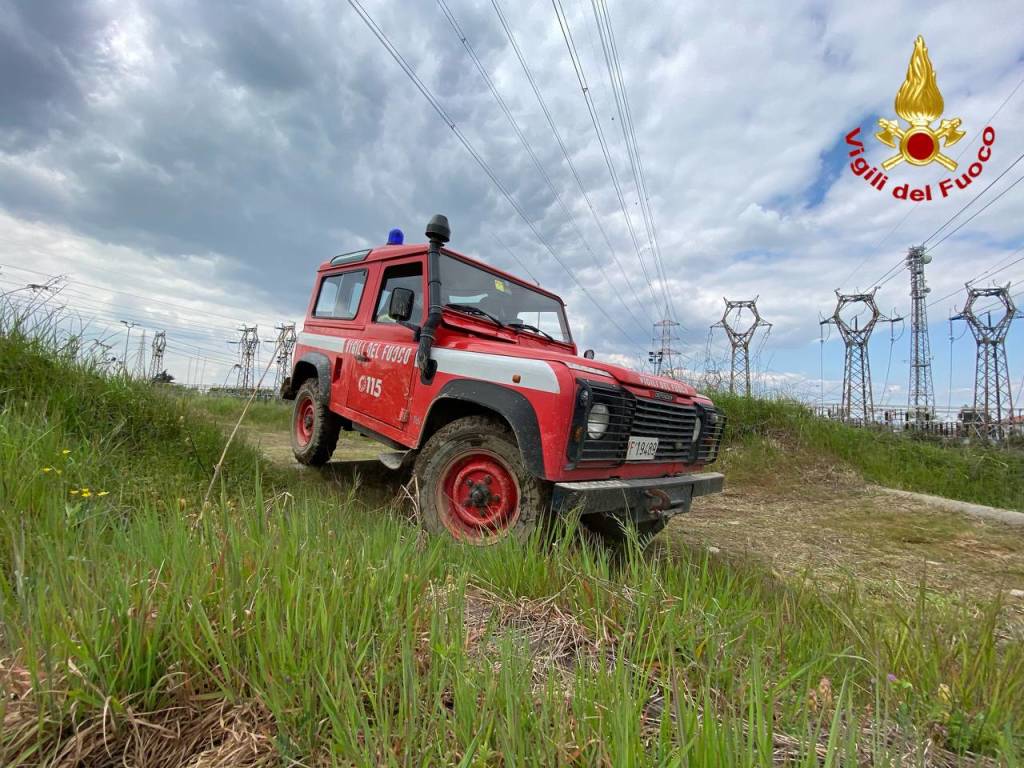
[844,36,995,202]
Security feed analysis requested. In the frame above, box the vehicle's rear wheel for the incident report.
[291,378,340,466]
[581,513,667,549]
[415,416,550,545]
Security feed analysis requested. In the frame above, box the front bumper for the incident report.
[552,471,724,522]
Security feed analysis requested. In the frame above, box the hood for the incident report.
[558,355,700,399]
[437,328,700,399]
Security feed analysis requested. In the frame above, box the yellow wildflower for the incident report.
[42,467,53,473]
[98,491,110,497]
[70,489,80,495]
[61,449,71,456]
[81,490,92,498]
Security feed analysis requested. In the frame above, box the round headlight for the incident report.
[587,403,610,439]
[691,416,703,444]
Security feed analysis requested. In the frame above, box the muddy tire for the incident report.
[291,378,341,466]
[581,514,667,549]
[414,416,551,545]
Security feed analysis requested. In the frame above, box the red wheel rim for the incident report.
[437,450,520,542]
[295,396,315,446]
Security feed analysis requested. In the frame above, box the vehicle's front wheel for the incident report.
[291,378,340,466]
[414,416,550,545]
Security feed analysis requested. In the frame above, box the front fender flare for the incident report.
[289,351,332,404]
[427,380,545,478]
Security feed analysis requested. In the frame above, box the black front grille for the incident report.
[576,384,724,466]
[631,398,699,460]
[696,413,726,463]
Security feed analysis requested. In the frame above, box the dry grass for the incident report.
[1,659,276,768]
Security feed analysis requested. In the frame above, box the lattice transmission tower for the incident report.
[273,323,297,393]
[822,290,898,423]
[148,331,166,380]
[133,329,147,379]
[711,297,771,396]
[230,326,260,391]
[906,245,936,424]
[952,284,1019,440]
[648,308,682,378]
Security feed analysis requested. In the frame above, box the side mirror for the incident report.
[583,349,595,360]
[388,287,415,322]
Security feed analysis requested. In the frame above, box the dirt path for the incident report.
[675,470,1024,628]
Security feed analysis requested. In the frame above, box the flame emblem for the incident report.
[875,36,965,171]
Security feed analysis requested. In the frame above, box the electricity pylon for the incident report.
[822,290,898,423]
[229,326,260,391]
[907,245,936,425]
[712,297,771,396]
[148,331,166,380]
[273,323,297,393]
[648,308,682,378]
[133,329,147,379]
[953,284,1019,440]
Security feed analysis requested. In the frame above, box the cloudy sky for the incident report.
[1,0,1022,408]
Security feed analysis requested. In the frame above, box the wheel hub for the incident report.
[295,397,315,446]
[439,452,519,539]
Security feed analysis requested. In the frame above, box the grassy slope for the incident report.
[1,335,1022,764]
[714,393,1024,511]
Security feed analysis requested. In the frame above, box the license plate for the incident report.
[626,436,659,461]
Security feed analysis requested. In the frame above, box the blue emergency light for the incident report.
[387,228,404,245]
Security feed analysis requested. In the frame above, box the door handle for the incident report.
[355,353,370,363]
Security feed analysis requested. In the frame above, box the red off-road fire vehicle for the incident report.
[282,215,724,544]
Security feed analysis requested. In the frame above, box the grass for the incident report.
[191,394,293,431]
[714,392,1024,511]
[1,318,1023,764]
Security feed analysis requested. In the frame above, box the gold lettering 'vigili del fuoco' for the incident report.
[843,35,996,203]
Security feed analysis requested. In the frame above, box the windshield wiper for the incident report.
[444,303,505,328]
[507,320,555,341]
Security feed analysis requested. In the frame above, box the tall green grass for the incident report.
[1,322,1022,763]
[191,394,293,431]
[715,393,1024,511]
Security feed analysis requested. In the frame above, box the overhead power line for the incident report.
[490,0,656,325]
[1,276,246,368]
[929,246,1024,309]
[925,171,1024,252]
[549,0,664,316]
[435,0,650,338]
[0,261,259,329]
[587,0,676,323]
[865,168,1024,292]
[921,150,1024,247]
[346,0,642,347]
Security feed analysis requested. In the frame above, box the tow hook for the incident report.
[644,488,672,513]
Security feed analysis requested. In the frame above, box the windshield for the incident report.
[439,254,571,343]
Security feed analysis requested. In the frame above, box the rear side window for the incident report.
[314,270,367,319]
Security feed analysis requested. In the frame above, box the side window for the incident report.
[374,263,424,323]
[314,270,367,319]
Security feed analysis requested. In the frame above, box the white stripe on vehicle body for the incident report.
[431,348,559,393]
[296,331,560,394]
[298,331,346,352]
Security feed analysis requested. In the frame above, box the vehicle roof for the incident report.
[317,243,563,303]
